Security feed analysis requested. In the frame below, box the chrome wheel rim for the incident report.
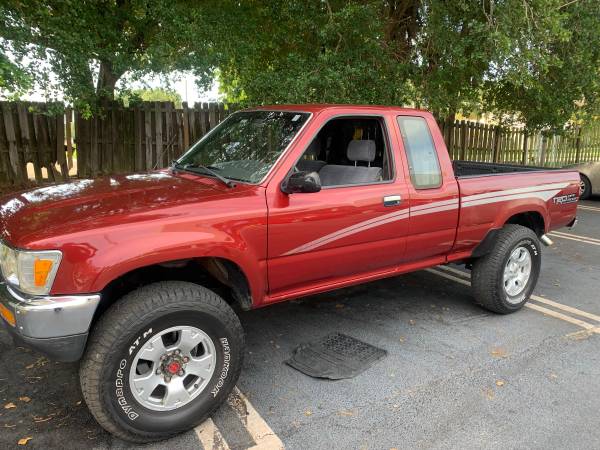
[503,246,532,300]
[129,325,216,411]
[579,179,587,196]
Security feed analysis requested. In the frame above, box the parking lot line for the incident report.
[578,205,600,212]
[549,230,600,246]
[195,387,284,450]
[196,418,231,450]
[427,266,600,334]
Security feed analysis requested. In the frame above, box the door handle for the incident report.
[383,195,402,207]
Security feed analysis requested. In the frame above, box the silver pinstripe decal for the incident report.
[281,182,571,256]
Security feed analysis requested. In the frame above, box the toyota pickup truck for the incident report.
[0,105,579,442]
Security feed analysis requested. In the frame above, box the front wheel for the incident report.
[471,225,541,314]
[80,281,244,443]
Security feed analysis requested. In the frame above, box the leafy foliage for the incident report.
[209,0,600,130]
[118,88,183,107]
[0,0,213,112]
[0,0,598,130]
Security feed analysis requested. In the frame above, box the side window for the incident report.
[295,117,393,187]
[397,116,442,189]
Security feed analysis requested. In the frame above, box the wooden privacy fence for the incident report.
[440,120,600,167]
[1,100,600,186]
[75,101,234,177]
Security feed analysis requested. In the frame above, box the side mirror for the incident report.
[281,171,322,194]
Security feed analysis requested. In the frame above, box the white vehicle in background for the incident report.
[565,162,600,200]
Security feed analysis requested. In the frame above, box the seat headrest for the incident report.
[347,140,376,162]
[305,138,321,158]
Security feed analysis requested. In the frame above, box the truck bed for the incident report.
[453,160,549,178]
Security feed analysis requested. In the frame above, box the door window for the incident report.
[397,117,442,189]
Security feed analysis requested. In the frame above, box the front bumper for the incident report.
[0,282,100,362]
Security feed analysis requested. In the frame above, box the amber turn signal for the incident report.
[0,303,16,327]
[34,258,54,287]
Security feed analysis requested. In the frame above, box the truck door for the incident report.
[266,114,409,297]
[394,115,460,262]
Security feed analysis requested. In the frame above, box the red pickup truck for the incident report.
[0,105,579,442]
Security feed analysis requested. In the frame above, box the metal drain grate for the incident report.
[285,333,387,379]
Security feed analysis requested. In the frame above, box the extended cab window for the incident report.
[295,117,392,187]
[397,116,442,189]
[178,110,309,183]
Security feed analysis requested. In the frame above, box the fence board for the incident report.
[2,101,600,187]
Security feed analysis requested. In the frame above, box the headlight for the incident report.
[0,241,62,295]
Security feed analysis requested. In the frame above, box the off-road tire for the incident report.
[471,225,541,314]
[80,281,244,443]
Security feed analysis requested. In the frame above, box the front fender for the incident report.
[50,223,267,305]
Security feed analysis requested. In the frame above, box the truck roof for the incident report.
[248,104,428,115]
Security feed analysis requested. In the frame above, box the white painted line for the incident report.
[548,232,600,246]
[550,230,600,243]
[525,303,599,332]
[437,265,600,324]
[530,295,600,324]
[426,267,600,333]
[578,205,600,212]
[230,387,284,450]
[425,268,470,286]
[437,265,470,279]
[195,418,231,450]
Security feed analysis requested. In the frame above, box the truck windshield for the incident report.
[176,110,310,183]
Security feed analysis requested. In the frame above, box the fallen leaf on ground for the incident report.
[409,319,416,325]
[483,387,495,400]
[549,372,558,379]
[490,347,508,358]
[18,437,32,446]
[335,304,344,309]
[304,410,312,416]
[337,409,354,417]
[19,397,31,403]
[495,380,505,387]
[4,403,16,409]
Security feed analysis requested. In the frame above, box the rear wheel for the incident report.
[80,281,244,443]
[579,174,592,200]
[471,225,541,314]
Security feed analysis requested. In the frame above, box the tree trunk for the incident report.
[96,60,122,102]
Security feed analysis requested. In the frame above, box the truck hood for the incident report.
[0,171,238,248]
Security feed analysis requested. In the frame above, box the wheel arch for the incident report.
[472,211,545,259]
[93,256,255,326]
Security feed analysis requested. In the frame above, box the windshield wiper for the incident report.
[172,161,236,188]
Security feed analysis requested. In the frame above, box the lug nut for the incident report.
[156,369,161,375]
[178,369,185,376]
[183,357,189,363]
[164,376,171,383]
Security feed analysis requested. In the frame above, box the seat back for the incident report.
[297,138,327,173]
[319,140,382,186]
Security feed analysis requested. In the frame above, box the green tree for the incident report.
[0,0,212,112]
[209,0,600,130]
[118,87,183,107]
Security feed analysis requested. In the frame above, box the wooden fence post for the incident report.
[575,126,582,163]
[492,125,501,163]
[182,102,190,151]
[540,134,548,166]
[521,130,528,165]
[144,103,153,170]
[459,120,467,160]
[1,102,22,182]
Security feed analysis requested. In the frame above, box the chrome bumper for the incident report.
[0,282,100,361]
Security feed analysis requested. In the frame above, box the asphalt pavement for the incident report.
[1,199,599,450]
